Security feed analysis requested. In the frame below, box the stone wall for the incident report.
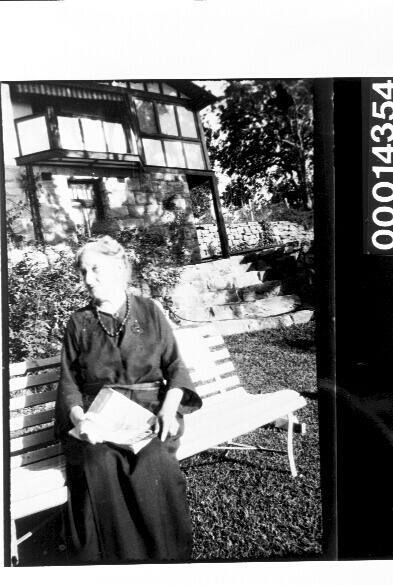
[195,220,314,258]
[195,221,267,258]
[6,161,314,263]
[5,164,201,260]
[269,221,313,244]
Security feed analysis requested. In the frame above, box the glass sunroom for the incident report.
[12,80,213,172]
[9,80,229,256]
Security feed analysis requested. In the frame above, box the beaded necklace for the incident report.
[95,294,130,337]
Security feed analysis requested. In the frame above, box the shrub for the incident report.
[8,215,190,361]
[117,214,191,318]
[8,246,88,361]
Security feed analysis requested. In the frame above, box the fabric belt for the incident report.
[82,381,163,395]
[81,381,164,414]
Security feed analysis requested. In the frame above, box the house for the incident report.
[2,80,229,260]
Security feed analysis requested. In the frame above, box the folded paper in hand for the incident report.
[69,387,157,453]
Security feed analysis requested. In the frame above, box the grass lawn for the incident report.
[17,322,321,565]
[182,322,322,561]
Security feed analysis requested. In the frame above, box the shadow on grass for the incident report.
[182,452,281,472]
[300,390,319,400]
[229,322,316,354]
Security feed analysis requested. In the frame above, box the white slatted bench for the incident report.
[10,323,307,565]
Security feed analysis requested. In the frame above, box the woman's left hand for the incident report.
[154,411,179,442]
[154,387,183,441]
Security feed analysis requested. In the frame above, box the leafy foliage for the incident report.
[8,215,190,361]
[117,212,191,314]
[188,183,214,223]
[6,200,29,247]
[8,246,88,361]
[207,80,314,210]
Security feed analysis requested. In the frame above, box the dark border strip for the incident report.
[0,82,11,566]
[313,79,337,560]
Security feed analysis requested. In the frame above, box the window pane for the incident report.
[164,141,186,168]
[130,82,145,91]
[146,82,160,93]
[157,103,178,135]
[135,100,157,133]
[177,106,198,138]
[142,138,165,166]
[103,122,128,153]
[162,83,178,96]
[111,80,128,88]
[69,183,95,201]
[81,118,106,151]
[58,116,83,150]
[17,116,50,155]
[184,142,205,169]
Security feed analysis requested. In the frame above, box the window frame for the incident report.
[56,111,132,154]
[14,112,52,156]
[15,109,134,156]
[103,80,190,100]
[134,96,207,170]
[135,97,200,141]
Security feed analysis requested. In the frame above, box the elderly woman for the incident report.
[55,235,202,563]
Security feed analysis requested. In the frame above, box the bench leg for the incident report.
[274,415,306,435]
[11,519,19,567]
[287,413,298,478]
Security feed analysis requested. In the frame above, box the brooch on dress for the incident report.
[130,319,143,334]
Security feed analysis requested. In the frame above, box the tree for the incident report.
[206,80,314,210]
[188,183,213,222]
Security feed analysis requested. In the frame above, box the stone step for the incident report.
[228,255,253,273]
[209,294,301,320]
[237,280,284,302]
[200,289,240,306]
[214,309,314,337]
[233,271,265,288]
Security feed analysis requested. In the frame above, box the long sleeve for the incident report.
[54,317,84,438]
[154,303,202,415]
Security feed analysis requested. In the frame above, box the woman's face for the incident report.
[79,249,127,303]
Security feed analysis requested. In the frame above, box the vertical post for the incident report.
[286,412,297,478]
[210,173,230,258]
[313,79,337,559]
[24,165,44,246]
[125,94,144,161]
[46,106,61,150]
[196,111,212,171]
[195,111,229,257]
[10,520,18,566]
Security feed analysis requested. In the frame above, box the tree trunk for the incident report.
[292,110,313,211]
[297,153,313,210]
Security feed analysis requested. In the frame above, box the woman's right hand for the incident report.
[70,405,85,427]
[69,405,104,445]
[78,419,104,445]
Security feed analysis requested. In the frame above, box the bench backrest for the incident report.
[10,324,244,470]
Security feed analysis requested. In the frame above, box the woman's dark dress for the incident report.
[55,295,202,563]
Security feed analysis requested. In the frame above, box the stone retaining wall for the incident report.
[195,220,314,258]
[269,220,313,244]
[6,161,314,262]
[195,221,266,258]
